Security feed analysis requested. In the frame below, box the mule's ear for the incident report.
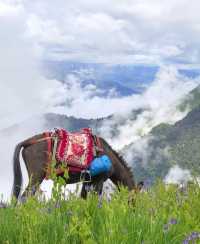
[137,181,144,191]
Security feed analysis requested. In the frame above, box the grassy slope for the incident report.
[1,183,200,244]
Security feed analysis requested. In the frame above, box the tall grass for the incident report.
[1,182,200,244]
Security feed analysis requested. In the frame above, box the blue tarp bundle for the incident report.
[89,155,112,176]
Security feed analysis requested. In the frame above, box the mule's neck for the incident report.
[111,162,136,191]
[99,137,136,191]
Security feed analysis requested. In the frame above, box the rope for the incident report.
[52,136,58,162]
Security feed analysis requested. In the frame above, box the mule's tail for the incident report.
[12,142,25,200]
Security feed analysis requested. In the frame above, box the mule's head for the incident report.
[136,181,144,192]
[128,181,144,205]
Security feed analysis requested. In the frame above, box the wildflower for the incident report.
[169,218,177,225]
[182,232,200,243]
[143,179,152,190]
[163,218,177,232]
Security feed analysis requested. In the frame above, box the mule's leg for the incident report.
[93,178,104,196]
[81,172,109,199]
[20,173,45,202]
[80,180,105,199]
[20,144,46,202]
[80,182,91,199]
[95,172,109,195]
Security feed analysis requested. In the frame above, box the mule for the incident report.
[12,132,141,201]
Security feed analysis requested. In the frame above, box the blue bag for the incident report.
[89,155,112,176]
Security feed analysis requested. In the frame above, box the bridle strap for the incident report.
[93,135,104,155]
[29,136,52,145]
[52,135,58,163]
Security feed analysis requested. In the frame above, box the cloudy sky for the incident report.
[1,0,200,128]
[1,0,200,199]
[1,0,200,65]
[23,0,200,64]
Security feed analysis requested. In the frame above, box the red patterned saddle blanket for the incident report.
[55,128,95,169]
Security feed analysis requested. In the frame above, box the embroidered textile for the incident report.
[55,128,94,169]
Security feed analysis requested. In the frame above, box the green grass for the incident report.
[1,182,200,244]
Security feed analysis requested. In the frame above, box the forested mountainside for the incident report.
[122,104,200,182]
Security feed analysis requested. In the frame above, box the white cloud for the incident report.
[0,1,68,200]
[0,4,67,129]
[98,66,200,150]
[49,73,142,118]
[3,0,197,65]
[0,1,23,16]
[1,0,200,65]
[123,136,154,167]
[164,165,192,185]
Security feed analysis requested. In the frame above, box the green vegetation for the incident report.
[1,182,200,244]
[130,104,200,182]
[179,85,200,112]
[150,123,172,138]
